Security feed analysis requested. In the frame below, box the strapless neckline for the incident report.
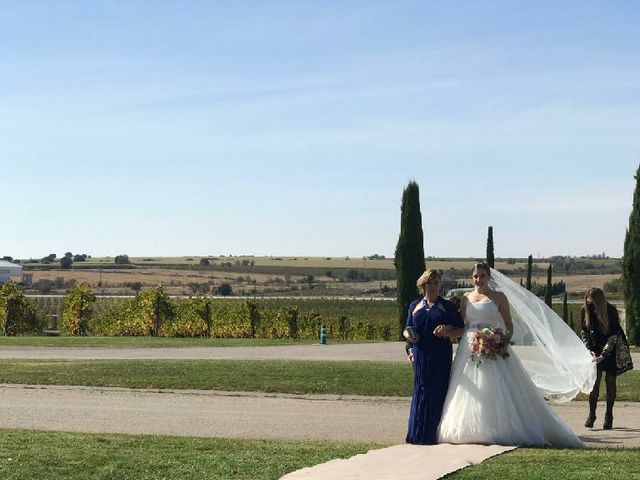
[468,299,495,305]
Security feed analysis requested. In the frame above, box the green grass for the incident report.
[446,447,640,479]
[0,359,637,399]
[0,359,414,395]
[0,430,638,480]
[575,369,640,402]
[0,429,377,480]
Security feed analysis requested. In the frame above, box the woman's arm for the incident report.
[437,325,466,338]
[496,292,513,338]
[434,296,466,338]
[403,299,420,343]
[597,304,623,361]
[608,303,623,334]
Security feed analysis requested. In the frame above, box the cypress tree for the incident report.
[569,311,575,333]
[394,181,425,339]
[544,264,553,307]
[623,164,640,345]
[526,255,533,291]
[486,226,495,269]
[562,291,568,324]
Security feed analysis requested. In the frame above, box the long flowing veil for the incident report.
[489,268,596,404]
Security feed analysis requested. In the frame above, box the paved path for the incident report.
[0,343,409,361]
[0,384,637,448]
[0,344,638,368]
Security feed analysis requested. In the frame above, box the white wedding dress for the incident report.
[437,300,584,448]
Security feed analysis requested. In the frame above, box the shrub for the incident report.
[61,283,96,336]
[604,277,623,295]
[210,300,252,338]
[0,282,43,335]
[164,298,210,337]
[115,254,130,265]
[217,282,233,296]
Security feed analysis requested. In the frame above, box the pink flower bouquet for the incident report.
[469,327,510,366]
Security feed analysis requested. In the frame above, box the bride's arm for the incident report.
[497,292,513,338]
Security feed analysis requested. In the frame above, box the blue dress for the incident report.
[406,296,464,445]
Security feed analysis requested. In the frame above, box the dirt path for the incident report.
[0,343,409,361]
[0,384,637,448]
[1,344,638,370]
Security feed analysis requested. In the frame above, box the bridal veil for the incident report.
[489,268,596,403]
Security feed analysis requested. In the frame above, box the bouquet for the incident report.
[469,327,510,366]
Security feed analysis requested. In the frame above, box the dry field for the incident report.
[23,256,618,297]
[528,273,619,293]
[29,268,298,295]
[24,256,537,271]
[27,268,617,298]
[27,268,391,297]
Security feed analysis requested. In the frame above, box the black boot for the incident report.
[604,373,616,431]
[584,414,596,428]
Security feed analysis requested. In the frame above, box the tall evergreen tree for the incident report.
[544,264,553,308]
[623,164,640,345]
[569,311,575,333]
[394,181,425,339]
[526,255,533,291]
[562,291,568,324]
[486,226,495,269]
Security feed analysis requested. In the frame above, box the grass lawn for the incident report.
[446,447,640,479]
[575,369,640,402]
[0,359,413,395]
[0,430,638,480]
[0,359,638,399]
[0,429,377,480]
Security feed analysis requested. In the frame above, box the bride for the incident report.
[436,263,596,447]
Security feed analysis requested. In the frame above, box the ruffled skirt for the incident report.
[437,332,584,448]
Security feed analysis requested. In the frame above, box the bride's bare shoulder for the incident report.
[493,291,509,305]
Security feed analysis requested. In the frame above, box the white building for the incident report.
[0,260,23,284]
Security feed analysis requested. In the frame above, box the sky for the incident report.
[1,1,638,259]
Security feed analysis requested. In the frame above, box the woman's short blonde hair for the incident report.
[416,269,441,293]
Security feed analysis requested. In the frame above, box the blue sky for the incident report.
[1,1,638,259]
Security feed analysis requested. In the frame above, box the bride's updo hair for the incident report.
[472,262,491,276]
[416,269,441,295]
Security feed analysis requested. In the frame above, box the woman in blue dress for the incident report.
[404,269,464,445]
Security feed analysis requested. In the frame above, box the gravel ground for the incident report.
[0,384,637,448]
[0,343,638,368]
[0,343,636,450]
[1,342,634,480]
[0,343,409,361]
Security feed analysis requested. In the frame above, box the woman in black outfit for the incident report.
[581,288,624,430]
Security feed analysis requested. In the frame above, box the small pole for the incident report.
[319,322,327,345]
